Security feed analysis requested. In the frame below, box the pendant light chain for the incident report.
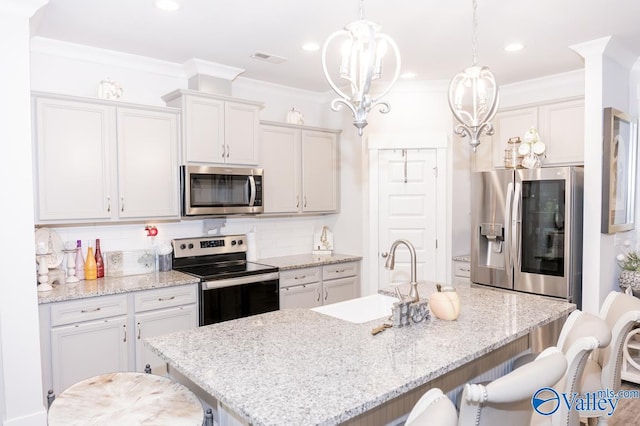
[472,0,478,66]
[359,0,364,19]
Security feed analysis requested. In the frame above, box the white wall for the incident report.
[29,38,363,262]
[0,1,49,425]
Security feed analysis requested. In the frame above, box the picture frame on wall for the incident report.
[602,107,638,234]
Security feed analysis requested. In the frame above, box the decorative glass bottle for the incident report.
[95,238,104,278]
[74,240,85,280]
[84,243,97,280]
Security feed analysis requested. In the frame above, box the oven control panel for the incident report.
[172,235,246,258]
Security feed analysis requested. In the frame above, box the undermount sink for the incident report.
[311,294,397,324]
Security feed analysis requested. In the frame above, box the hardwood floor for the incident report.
[603,381,640,425]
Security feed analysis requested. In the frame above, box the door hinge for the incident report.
[435,239,438,249]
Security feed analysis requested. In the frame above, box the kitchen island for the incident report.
[145,284,574,425]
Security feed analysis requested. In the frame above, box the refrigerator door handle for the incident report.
[512,182,522,271]
[505,182,514,288]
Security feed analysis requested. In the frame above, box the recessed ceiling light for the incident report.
[504,42,524,52]
[401,72,417,79]
[302,42,320,52]
[154,0,180,11]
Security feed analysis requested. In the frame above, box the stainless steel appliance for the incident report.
[181,165,263,216]
[471,167,584,307]
[172,235,279,325]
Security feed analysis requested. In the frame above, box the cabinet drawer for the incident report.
[279,267,321,288]
[322,262,358,280]
[50,294,128,326]
[134,284,197,312]
[454,262,471,278]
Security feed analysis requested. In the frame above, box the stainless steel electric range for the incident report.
[171,235,279,326]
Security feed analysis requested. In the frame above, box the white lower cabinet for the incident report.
[50,314,128,395]
[134,286,198,375]
[39,284,198,398]
[279,262,359,309]
[453,260,471,288]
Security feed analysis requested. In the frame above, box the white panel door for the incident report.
[301,130,338,212]
[184,95,224,163]
[378,149,438,289]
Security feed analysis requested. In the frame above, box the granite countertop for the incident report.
[145,285,574,426]
[37,271,199,304]
[257,253,362,271]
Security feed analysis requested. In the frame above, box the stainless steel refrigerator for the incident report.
[471,167,583,307]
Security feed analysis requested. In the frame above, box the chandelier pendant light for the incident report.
[322,0,401,136]
[447,0,499,151]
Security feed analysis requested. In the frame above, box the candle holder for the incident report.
[36,253,53,292]
[63,247,80,283]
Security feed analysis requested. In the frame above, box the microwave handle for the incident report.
[248,176,256,206]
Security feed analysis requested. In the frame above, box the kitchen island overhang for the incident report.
[145,285,575,425]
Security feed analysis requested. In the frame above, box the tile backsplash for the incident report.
[44,215,340,262]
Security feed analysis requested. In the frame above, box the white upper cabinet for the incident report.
[33,93,180,224]
[301,130,338,212]
[260,124,301,213]
[471,97,584,171]
[163,90,262,166]
[116,107,179,219]
[35,97,115,221]
[260,122,340,215]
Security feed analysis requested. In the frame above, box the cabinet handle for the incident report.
[304,196,307,208]
[226,144,230,158]
[158,296,176,302]
[107,197,111,213]
[316,288,321,302]
[221,144,226,158]
[335,269,346,273]
[121,196,124,212]
[294,275,306,280]
[324,288,328,300]
[123,324,127,342]
[137,321,141,340]
[80,307,101,313]
[296,196,300,208]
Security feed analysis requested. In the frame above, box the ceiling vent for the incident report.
[250,51,287,64]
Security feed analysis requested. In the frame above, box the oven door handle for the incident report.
[201,272,279,290]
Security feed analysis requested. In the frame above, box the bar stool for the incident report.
[48,372,206,426]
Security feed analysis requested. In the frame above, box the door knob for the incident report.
[381,252,388,258]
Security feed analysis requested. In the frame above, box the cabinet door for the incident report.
[260,125,301,213]
[50,316,128,394]
[539,99,584,165]
[491,107,538,169]
[135,304,198,374]
[225,102,260,165]
[280,283,321,309]
[323,276,357,305]
[184,95,224,163]
[35,98,114,221]
[301,130,338,212]
[116,108,180,219]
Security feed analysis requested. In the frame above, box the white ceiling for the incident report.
[31,0,640,92]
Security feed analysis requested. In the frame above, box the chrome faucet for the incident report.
[384,239,419,303]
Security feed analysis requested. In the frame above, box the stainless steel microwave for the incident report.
[181,165,263,216]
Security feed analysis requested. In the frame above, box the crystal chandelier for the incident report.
[448,0,499,151]
[321,0,401,136]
